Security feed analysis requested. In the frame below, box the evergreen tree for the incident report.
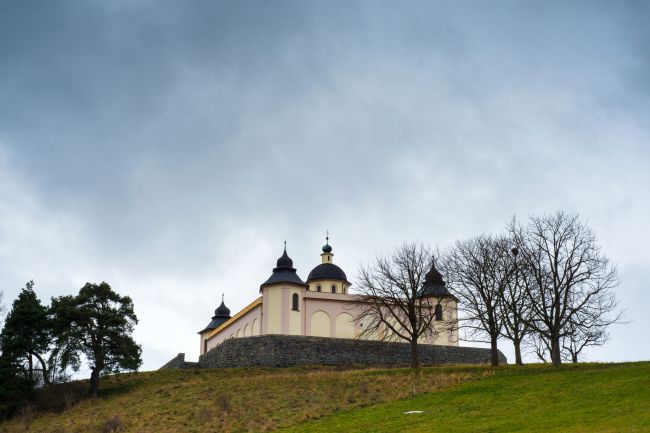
[0,281,51,385]
[0,354,32,418]
[51,282,142,397]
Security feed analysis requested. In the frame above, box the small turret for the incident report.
[321,233,334,264]
[200,294,232,332]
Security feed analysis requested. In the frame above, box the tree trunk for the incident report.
[513,338,523,366]
[410,339,419,369]
[28,354,33,383]
[33,352,50,386]
[572,352,578,363]
[551,336,562,367]
[89,367,100,397]
[490,335,500,366]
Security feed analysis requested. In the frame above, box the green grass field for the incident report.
[1,362,648,432]
[283,362,650,433]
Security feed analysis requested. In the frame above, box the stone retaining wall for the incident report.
[159,353,199,369]
[195,335,506,368]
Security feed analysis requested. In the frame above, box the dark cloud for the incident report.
[1,1,649,369]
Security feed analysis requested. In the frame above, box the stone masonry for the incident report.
[159,353,199,369]
[164,335,506,369]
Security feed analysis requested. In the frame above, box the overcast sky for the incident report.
[1,1,649,370]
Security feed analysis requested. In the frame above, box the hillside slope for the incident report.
[284,362,650,433]
[0,365,477,433]
[1,362,648,433]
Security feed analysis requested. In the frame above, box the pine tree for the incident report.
[0,354,32,418]
[0,281,51,385]
[51,282,142,397]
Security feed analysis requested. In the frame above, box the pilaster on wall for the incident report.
[281,288,289,334]
[261,289,268,334]
[301,290,307,335]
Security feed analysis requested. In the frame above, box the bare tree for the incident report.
[444,234,513,366]
[525,332,551,363]
[560,290,621,363]
[353,243,456,368]
[561,321,604,363]
[498,244,533,365]
[511,211,620,366]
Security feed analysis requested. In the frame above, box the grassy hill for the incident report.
[283,362,650,433]
[1,362,648,433]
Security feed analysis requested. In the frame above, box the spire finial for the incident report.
[322,230,333,255]
[284,239,287,252]
[221,293,224,303]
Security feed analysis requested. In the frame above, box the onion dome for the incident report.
[260,245,307,289]
[419,262,453,297]
[425,265,445,287]
[214,299,230,318]
[322,231,333,253]
[199,294,232,333]
[276,249,293,268]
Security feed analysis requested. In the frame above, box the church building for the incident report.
[198,239,458,356]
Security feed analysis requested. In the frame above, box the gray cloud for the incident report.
[1,1,649,369]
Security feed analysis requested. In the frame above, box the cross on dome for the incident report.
[322,230,333,254]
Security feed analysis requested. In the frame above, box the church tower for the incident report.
[259,244,307,335]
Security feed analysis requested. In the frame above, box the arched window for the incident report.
[331,284,336,293]
[316,285,321,292]
[435,304,443,321]
[292,293,299,311]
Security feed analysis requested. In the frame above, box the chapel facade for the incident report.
[198,240,458,355]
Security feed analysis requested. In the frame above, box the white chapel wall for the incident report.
[310,310,331,337]
[265,288,282,334]
[304,295,362,338]
[335,312,355,338]
[288,287,303,335]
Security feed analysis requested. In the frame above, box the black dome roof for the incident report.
[424,265,445,286]
[307,263,348,283]
[260,248,307,289]
[322,243,332,253]
[419,262,453,297]
[215,300,230,317]
[276,249,293,268]
[199,297,232,333]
